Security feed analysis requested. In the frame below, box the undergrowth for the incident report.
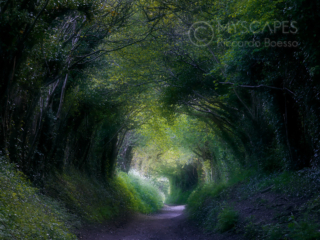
[187,168,253,232]
[0,156,77,240]
[118,172,164,213]
[216,206,239,232]
[187,168,320,238]
[1,154,163,239]
[45,170,164,222]
[165,188,193,205]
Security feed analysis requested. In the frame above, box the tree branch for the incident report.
[219,82,295,95]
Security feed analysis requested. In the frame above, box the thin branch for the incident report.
[233,88,254,119]
[219,82,295,95]
[0,0,10,14]
[22,0,50,42]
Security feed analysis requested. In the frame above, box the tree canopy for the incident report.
[1,0,320,189]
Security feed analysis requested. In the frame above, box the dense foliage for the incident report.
[0,154,162,238]
[0,0,157,182]
[2,0,320,190]
[187,169,320,238]
[2,0,320,237]
[0,156,77,239]
[118,172,164,213]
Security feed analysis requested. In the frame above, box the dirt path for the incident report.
[78,205,213,240]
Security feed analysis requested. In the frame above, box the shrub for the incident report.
[263,223,284,240]
[45,169,163,223]
[262,219,320,240]
[216,206,238,232]
[187,183,227,221]
[45,169,136,222]
[0,155,163,239]
[165,188,193,205]
[187,168,253,232]
[118,172,164,214]
[244,221,261,239]
[288,219,320,240]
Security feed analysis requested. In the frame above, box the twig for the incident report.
[219,82,295,95]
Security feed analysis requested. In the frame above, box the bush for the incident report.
[45,169,134,222]
[262,219,320,240]
[165,188,193,205]
[118,172,164,214]
[187,168,253,232]
[45,169,163,223]
[216,207,238,232]
[187,183,227,221]
[0,155,163,239]
[0,156,77,240]
[288,219,320,240]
